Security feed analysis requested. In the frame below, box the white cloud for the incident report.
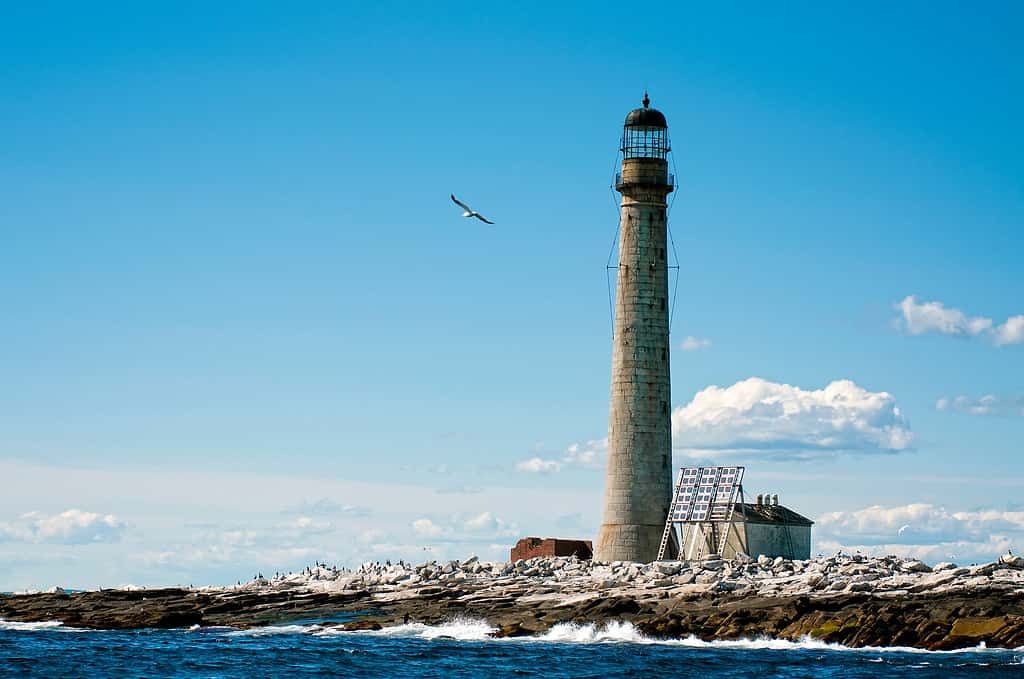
[356,528,386,545]
[0,509,126,545]
[515,439,607,474]
[412,518,442,537]
[564,439,605,467]
[463,511,517,537]
[672,378,912,459]
[289,516,333,534]
[894,296,1022,346]
[680,336,712,351]
[515,457,563,473]
[281,499,370,517]
[994,315,1024,346]
[410,512,519,544]
[936,394,1024,417]
[895,295,991,336]
[464,512,494,530]
[815,503,1024,564]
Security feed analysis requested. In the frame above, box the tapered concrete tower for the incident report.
[595,94,674,563]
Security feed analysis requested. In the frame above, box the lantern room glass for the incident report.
[621,125,670,160]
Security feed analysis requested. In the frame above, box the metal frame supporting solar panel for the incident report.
[656,466,745,561]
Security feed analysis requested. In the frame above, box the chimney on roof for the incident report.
[771,494,779,506]
[755,494,763,506]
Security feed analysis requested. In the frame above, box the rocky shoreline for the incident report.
[4,553,1024,650]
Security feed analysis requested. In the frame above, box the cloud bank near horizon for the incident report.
[815,503,1022,564]
[0,509,127,545]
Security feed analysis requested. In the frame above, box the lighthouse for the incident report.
[595,94,675,563]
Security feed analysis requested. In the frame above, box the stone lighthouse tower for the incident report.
[595,94,674,563]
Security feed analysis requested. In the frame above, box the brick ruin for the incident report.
[510,537,593,562]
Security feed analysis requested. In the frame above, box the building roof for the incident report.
[736,503,814,526]
[624,93,668,128]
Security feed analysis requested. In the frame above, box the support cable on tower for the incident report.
[666,151,683,333]
[604,149,624,337]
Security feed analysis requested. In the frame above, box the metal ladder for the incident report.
[717,493,740,557]
[690,525,703,561]
[656,471,686,560]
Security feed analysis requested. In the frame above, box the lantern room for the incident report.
[621,93,670,159]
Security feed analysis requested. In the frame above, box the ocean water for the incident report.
[2,618,1023,678]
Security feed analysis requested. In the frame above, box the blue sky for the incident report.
[1,2,1022,589]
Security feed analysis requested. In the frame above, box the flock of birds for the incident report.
[450,194,494,224]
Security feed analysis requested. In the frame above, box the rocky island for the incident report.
[4,552,1024,650]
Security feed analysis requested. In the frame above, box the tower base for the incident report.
[594,523,668,563]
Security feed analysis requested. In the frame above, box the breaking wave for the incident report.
[3,617,1022,659]
[536,624,1015,655]
[225,624,325,637]
[323,618,1022,655]
[538,620,648,643]
[317,618,496,641]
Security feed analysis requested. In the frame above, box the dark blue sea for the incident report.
[2,618,1022,677]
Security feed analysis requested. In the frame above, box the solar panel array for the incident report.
[669,466,744,523]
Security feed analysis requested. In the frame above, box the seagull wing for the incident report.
[474,213,494,225]
[451,194,473,212]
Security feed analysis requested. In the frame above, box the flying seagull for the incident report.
[451,194,494,224]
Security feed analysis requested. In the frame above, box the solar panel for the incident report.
[668,466,744,523]
[658,465,746,560]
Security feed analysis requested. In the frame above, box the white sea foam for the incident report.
[3,614,1019,658]
[331,619,1024,656]
[186,624,235,633]
[565,626,1011,655]
[0,620,65,631]
[408,619,496,641]
[226,623,323,637]
[556,625,1019,656]
[532,623,846,649]
[317,618,497,642]
[538,620,648,644]
[672,634,881,652]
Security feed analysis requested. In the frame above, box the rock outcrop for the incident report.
[3,553,1024,650]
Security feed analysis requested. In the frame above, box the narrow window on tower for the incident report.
[659,298,665,311]
[659,248,665,260]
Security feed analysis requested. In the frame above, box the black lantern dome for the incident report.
[621,93,670,159]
